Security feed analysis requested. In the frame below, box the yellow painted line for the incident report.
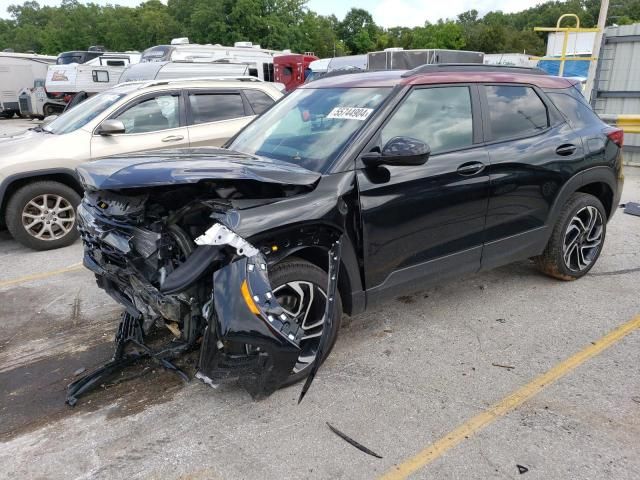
[380,314,640,480]
[0,262,84,289]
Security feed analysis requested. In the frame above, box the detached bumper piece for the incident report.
[196,254,303,398]
[196,225,343,401]
[65,312,190,406]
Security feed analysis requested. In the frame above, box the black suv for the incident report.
[70,65,623,403]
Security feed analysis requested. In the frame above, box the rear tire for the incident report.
[5,181,81,250]
[534,193,606,280]
[269,257,342,387]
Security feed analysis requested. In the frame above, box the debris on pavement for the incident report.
[623,202,640,216]
[326,422,383,459]
[73,367,86,376]
[492,363,515,370]
[516,464,529,474]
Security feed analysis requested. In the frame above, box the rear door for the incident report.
[185,89,253,147]
[480,83,585,269]
[357,84,491,298]
[90,90,189,159]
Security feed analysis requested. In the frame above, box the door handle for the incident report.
[457,162,486,176]
[555,144,577,156]
[162,135,184,142]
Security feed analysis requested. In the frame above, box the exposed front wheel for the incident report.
[534,193,606,280]
[5,181,81,250]
[269,258,342,386]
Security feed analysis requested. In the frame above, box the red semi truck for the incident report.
[274,53,318,91]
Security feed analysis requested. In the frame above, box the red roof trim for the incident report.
[402,71,575,89]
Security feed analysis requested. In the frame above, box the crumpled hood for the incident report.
[76,147,321,190]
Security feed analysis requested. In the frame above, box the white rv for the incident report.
[45,52,141,94]
[138,39,284,81]
[119,60,251,83]
[0,52,56,117]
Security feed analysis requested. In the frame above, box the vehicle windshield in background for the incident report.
[44,93,124,135]
[228,87,391,172]
[57,53,85,64]
[140,46,172,63]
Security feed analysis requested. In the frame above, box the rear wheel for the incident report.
[269,258,342,386]
[5,181,81,250]
[534,193,606,280]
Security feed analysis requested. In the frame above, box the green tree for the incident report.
[339,8,380,54]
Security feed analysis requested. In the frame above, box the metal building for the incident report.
[592,23,640,165]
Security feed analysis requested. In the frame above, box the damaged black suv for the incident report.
[70,65,623,404]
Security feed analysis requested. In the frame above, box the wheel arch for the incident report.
[0,169,83,223]
[546,167,618,230]
[250,223,365,316]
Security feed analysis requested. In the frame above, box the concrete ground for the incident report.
[1,116,639,479]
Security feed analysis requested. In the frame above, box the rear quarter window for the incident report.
[243,89,275,115]
[545,87,601,129]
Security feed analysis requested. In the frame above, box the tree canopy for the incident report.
[1,0,639,56]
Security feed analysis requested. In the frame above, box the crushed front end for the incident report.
[68,150,344,405]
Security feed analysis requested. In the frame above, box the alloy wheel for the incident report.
[563,205,603,272]
[273,280,327,373]
[21,193,76,241]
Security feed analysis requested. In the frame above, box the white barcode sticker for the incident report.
[326,107,374,121]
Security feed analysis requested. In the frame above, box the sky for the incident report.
[0,0,545,27]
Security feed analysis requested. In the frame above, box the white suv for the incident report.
[0,78,282,250]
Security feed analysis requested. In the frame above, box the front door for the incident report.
[91,91,189,159]
[357,84,490,299]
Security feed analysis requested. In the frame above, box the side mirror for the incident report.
[362,136,430,167]
[97,119,126,136]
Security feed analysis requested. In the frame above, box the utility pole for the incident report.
[585,0,610,103]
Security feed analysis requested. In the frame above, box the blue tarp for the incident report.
[538,55,590,78]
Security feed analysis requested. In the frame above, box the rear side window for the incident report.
[244,89,275,115]
[381,86,473,154]
[546,87,601,129]
[188,93,245,125]
[485,85,548,141]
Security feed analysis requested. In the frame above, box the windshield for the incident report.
[228,87,391,172]
[57,53,85,64]
[45,92,125,135]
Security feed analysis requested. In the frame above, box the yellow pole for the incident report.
[556,14,580,77]
[559,29,569,76]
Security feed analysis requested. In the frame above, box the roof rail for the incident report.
[401,63,549,77]
[116,76,265,89]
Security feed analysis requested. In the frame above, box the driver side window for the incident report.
[380,86,473,155]
[115,94,180,134]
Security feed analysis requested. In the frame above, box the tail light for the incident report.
[605,127,624,147]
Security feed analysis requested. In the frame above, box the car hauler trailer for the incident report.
[0,52,56,117]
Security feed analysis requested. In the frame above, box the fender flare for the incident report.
[545,166,618,232]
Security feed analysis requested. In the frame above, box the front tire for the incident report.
[5,181,81,250]
[534,193,606,280]
[269,257,343,387]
